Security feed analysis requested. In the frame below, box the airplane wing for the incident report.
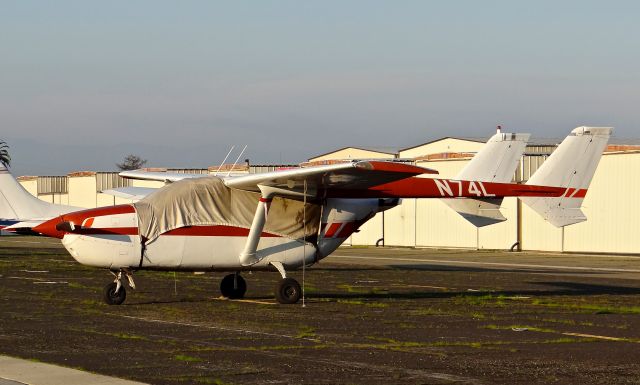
[224,161,438,198]
[101,187,158,201]
[118,170,207,183]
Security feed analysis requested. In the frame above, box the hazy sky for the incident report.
[2,1,638,176]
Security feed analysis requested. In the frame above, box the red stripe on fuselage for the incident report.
[73,227,139,236]
[66,225,282,238]
[163,226,281,237]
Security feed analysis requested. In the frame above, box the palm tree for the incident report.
[0,141,10,168]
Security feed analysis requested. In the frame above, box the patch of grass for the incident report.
[365,336,396,343]
[80,299,104,306]
[254,344,323,351]
[174,354,203,363]
[354,338,423,351]
[195,378,234,385]
[336,284,365,293]
[483,324,556,333]
[470,312,486,320]
[74,328,148,341]
[337,299,387,308]
[109,332,148,340]
[67,282,91,289]
[538,318,593,327]
[296,326,316,339]
[301,284,318,293]
[410,307,463,317]
[531,299,640,315]
[430,340,509,348]
[396,322,416,329]
[542,338,588,344]
[454,294,507,307]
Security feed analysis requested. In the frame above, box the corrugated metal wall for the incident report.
[550,152,640,254]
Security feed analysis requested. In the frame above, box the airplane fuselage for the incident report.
[36,198,386,273]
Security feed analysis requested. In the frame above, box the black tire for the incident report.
[275,278,301,304]
[220,274,247,299]
[103,282,126,305]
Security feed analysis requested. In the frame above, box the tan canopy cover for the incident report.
[133,177,321,242]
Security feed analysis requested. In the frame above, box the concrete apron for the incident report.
[0,356,148,385]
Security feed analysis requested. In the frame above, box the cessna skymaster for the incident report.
[1,127,612,304]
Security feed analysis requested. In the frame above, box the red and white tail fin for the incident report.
[444,132,530,227]
[0,166,79,221]
[521,126,612,227]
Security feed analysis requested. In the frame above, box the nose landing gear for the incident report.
[103,269,136,305]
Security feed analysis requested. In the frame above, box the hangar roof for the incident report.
[309,146,398,162]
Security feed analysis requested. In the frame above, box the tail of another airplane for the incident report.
[443,131,530,227]
[0,166,79,222]
[521,126,613,227]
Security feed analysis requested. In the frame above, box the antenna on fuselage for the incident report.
[227,145,248,177]
[214,146,236,176]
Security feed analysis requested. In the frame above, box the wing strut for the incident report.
[238,188,273,266]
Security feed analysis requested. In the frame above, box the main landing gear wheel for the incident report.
[275,278,301,304]
[220,273,247,299]
[103,282,126,305]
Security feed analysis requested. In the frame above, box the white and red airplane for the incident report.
[2,127,612,304]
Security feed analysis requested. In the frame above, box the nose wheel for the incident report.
[103,269,135,305]
[103,281,126,305]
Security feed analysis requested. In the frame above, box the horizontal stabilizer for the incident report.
[443,198,506,227]
[534,207,587,227]
[3,220,46,235]
[521,126,612,227]
[444,131,529,226]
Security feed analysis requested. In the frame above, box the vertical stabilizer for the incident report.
[456,132,530,182]
[521,126,612,227]
[443,132,530,227]
[0,167,79,220]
